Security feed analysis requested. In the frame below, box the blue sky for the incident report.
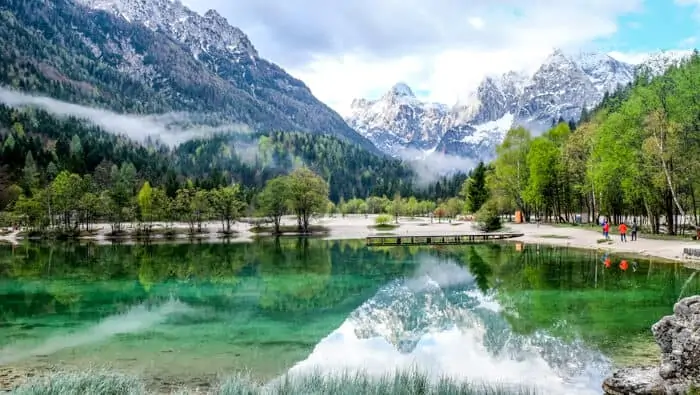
[189,0,699,111]
[597,0,699,54]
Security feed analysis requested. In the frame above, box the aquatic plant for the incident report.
[245,369,540,395]
[11,369,540,395]
[10,369,145,395]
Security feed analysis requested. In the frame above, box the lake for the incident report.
[0,239,698,394]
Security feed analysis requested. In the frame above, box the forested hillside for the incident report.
[0,103,466,213]
[0,0,378,151]
[483,50,700,234]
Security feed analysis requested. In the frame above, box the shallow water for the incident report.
[0,239,697,393]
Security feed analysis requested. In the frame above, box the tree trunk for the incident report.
[273,215,281,234]
[665,191,675,235]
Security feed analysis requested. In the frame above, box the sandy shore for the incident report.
[1,215,699,262]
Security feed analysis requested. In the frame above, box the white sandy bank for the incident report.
[2,214,699,262]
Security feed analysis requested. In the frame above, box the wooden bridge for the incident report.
[366,233,524,246]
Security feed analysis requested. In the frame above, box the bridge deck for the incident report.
[366,233,524,246]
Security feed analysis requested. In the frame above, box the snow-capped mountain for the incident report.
[347,83,452,156]
[2,0,379,153]
[74,0,258,60]
[348,49,691,162]
[634,50,695,76]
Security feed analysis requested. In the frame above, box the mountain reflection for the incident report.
[286,253,611,395]
[0,240,699,387]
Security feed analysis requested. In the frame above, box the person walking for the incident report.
[603,221,610,240]
[631,220,638,241]
[619,222,628,242]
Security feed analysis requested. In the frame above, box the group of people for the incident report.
[601,218,638,242]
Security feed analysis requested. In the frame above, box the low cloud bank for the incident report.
[0,87,252,146]
[398,148,475,186]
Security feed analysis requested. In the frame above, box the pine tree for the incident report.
[22,152,38,193]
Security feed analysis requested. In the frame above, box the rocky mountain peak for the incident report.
[203,8,224,20]
[348,49,690,165]
[543,48,569,63]
[346,83,450,156]
[387,82,415,98]
[539,48,581,73]
[634,50,694,76]
[75,0,259,58]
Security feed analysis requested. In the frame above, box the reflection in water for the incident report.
[0,240,699,391]
[286,254,610,395]
[0,297,195,365]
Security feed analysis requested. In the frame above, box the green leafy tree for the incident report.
[51,171,83,231]
[209,185,244,233]
[258,176,290,234]
[287,167,329,233]
[488,127,532,220]
[389,193,403,223]
[137,181,154,231]
[78,192,100,231]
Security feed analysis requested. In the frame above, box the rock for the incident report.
[603,296,700,394]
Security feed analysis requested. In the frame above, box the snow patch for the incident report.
[462,113,513,144]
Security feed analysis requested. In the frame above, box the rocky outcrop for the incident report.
[603,295,700,394]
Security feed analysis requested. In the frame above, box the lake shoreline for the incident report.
[1,215,698,262]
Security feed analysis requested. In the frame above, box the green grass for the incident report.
[11,369,540,395]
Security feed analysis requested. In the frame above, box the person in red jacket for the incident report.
[603,221,610,240]
[619,222,628,242]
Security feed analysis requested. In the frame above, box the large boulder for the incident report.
[603,295,700,394]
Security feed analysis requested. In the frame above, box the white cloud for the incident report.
[675,0,700,20]
[467,17,485,30]
[184,0,643,114]
[606,51,650,64]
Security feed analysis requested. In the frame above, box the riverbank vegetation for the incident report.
[0,103,474,238]
[0,161,471,239]
[483,51,700,235]
[2,55,698,239]
[10,368,540,395]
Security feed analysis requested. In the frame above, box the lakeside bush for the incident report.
[11,369,540,395]
[475,200,502,232]
[375,214,392,226]
[370,214,399,230]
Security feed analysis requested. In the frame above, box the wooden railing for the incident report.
[366,233,524,246]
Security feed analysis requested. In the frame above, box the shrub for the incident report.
[475,200,502,232]
[375,214,392,226]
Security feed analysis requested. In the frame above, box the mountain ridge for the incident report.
[347,48,692,161]
[0,0,381,153]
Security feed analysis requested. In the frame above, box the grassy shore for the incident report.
[9,369,540,395]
